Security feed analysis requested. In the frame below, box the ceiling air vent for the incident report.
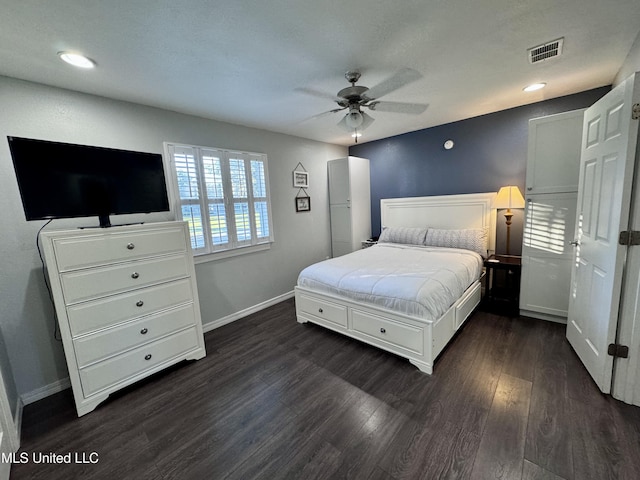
[528,38,564,64]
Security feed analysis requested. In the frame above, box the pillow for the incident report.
[424,227,488,257]
[378,226,428,245]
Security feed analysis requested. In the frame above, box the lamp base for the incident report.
[504,209,513,256]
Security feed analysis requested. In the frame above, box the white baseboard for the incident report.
[519,309,568,324]
[20,291,295,404]
[21,377,70,406]
[12,397,23,450]
[202,290,294,333]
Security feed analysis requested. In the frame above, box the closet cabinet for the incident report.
[520,109,584,322]
[328,156,371,257]
[40,221,206,416]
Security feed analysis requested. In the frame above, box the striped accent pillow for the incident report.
[378,226,428,245]
[424,228,488,258]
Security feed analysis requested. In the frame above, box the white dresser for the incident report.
[40,221,206,416]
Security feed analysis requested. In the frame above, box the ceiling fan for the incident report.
[301,68,428,140]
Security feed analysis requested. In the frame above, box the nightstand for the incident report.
[483,254,521,316]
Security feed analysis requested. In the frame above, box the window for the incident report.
[165,143,273,257]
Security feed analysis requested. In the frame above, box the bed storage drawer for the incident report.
[297,293,348,328]
[454,281,481,330]
[352,309,423,355]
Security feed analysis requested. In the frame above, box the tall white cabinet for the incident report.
[328,156,371,257]
[40,221,206,416]
[520,109,585,322]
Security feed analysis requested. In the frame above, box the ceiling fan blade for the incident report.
[362,68,422,101]
[367,101,428,115]
[301,107,346,123]
[294,87,341,103]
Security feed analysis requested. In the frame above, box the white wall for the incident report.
[614,29,640,86]
[0,76,347,400]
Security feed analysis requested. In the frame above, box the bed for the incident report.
[294,192,497,374]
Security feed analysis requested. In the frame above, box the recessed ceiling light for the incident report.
[523,82,546,92]
[351,132,362,138]
[58,52,95,69]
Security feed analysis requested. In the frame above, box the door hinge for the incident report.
[633,103,640,120]
[608,343,629,358]
[619,230,640,246]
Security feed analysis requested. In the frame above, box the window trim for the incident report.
[164,142,274,259]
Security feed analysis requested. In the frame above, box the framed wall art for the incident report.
[295,195,311,212]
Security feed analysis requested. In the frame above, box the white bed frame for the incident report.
[295,192,497,374]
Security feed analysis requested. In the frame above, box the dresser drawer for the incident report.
[60,254,190,304]
[352,309,423,355]
[52,226,187,271]
[297,293,348,328]
[79,327,200,397]
[74,304,197,368]
[67,278,194,336]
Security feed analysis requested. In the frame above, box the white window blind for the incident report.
[166,143,273,256]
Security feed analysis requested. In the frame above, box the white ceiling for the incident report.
[1,0,639,146]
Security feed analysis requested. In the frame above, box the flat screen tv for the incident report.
[8,136,170,227]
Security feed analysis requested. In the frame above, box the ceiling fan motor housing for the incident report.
[337,85,369,102]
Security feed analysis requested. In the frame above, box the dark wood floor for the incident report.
[11,298,640,480]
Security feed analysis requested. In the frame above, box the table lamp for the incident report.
[494,186,525,255]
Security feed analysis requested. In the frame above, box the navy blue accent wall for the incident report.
[349,87,609,254]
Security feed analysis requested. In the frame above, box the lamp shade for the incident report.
[494,186,525,209]
[345,109,364,129]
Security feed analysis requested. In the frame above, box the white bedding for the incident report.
[297,243,483,321]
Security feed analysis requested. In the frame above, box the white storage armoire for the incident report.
[519,109,585,322]
[328,156,371,257]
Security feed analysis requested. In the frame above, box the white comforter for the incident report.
[297,243,483,320]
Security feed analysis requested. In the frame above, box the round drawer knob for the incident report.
[136,300,144,307]
[318,308,323,313]
[140,328,148,335]
[380,328,386,334]
[144,354,152,361]
[131,272,139,279]
[127,243,135,250]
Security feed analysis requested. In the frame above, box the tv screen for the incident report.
[8,137,170,227]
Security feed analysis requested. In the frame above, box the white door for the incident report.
[566,73,640,393]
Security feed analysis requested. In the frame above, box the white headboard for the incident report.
[380,192,497,253]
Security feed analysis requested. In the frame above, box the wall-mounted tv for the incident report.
[8,136,170,227]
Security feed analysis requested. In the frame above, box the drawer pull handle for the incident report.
[380,328,386,334]
[136,300,144,307]
[318,308,323,313]
[145,354,152,361]
[127,243,135,250]
[131,272,140,279]
[140,328,148,335]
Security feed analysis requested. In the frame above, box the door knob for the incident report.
[569,240,580,246]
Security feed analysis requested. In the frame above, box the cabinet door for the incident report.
[330,204,353,257]
[520,256,573,317]
[328,159,350,205]
[522,193,577,257]
[526,109,584,194]
[520,192,577,318]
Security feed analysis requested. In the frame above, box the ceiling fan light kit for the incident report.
[304,68,428,141]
